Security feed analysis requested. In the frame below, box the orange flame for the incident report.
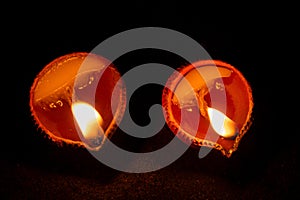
[207,107,239,139]
[71,102,104,141]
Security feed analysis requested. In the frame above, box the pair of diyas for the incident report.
[30,52,253,158]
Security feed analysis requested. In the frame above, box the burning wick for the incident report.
[207,107,239,139]
[71,102,105,148]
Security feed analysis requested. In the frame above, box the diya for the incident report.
[162,60,253,157]
[29,52,126,150]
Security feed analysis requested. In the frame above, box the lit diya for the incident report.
[29,52,126,150]
[162,60,253,157]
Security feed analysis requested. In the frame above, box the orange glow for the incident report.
[207,107,238,139]
[72,102,104,141]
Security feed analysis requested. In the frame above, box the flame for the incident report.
[207,107,239,139]
[71,102,104,140]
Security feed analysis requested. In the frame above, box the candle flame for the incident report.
[71,102,104,141]
[207,107,239,139]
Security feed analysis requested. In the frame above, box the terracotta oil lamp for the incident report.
[162,60,253,157]
[30,52,126,150]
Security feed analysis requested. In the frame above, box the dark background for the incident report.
[5,2,297,200]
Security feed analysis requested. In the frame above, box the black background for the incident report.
[4,2,297,200]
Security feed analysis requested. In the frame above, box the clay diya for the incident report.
[29,52,126,150]
[162,60,253,157]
